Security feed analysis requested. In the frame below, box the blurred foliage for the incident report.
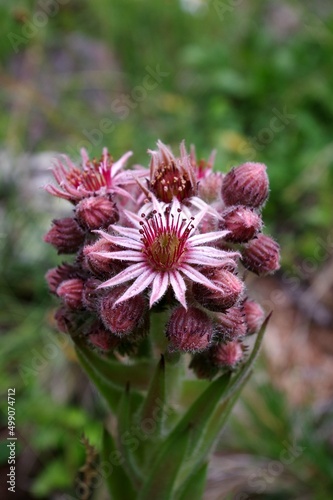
[1,0,333,497]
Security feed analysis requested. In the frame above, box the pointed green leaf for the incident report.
[223,313,271,400]
[116,384,143,487]
[178,314,270,481]
[137,423,192,500]
[74,337,154,390]
[140,355,165,437]
[146,370,231,492]
[177,462,208,500]
[102,428,136,500]
[75,346,121,412]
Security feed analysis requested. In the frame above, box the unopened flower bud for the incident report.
[82,278,102,311]
[189,352,219,379]
[166,306,213,352]
[220,206,262,243]
[222,162,269,208]
[243,298,265,335]
[211,340,244,368]
[87,321,120,351]
[241,234,280,275]
[45,263,80,294]
[75,195,119,230]
[54,306,77,334]
[57,278,84,309]
[100,287,146,336]
[193,268,244,312]
[44,217,85,254]
[83,239,121,276]
[198,173,223,203]
[215,305,247,340]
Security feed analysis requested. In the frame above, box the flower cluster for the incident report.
[44,142,280,376]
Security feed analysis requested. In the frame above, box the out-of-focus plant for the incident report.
[42,140,280,498]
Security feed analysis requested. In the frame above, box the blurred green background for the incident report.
[0,0,333,498]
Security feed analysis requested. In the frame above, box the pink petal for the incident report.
[109,225,140,238]
[115,269,156,304]
[98,263,148,289]
[188,230,230,246]
[180,264,221,292]
[94,231,142,250]
[93,250,142,262]
[149,272,169,307]
[112,151,133,176]
[169,271,187,309]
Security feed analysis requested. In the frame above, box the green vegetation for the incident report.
[1,1,332,498]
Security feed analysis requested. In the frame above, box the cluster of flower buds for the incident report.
[44,141,279,377]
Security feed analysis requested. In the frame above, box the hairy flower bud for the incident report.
[87,321,120,351]
[189,352,219,380]
[198,172,223,203]
[82,278,102,311]
[243,298,265,335]
[221,162,269,208]
[211,340,244,368]
[57,278,84,309]
[215,305,247,340]
[75,195,119,230]
[193,268,244,311]
[241,234,280,275]
[220,206,262,243]
[166,306,213,352]
[54,306,78,334]
[44,217,85,254]
[100,287,146,336]
[83,239,122,277]
[45,263,80,294]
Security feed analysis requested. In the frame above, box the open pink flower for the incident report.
[93,196,239,308]
[45,147,146,203]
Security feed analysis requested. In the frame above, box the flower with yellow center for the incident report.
[93,196,239,308]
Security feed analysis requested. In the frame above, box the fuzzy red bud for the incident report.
[57,278,84,309]
[241,234,280,276]
[193,268,244,312]
[87,322,120,351]
[75,195,119,230]
[243,299,265,335]
[220,206,262,243]
[100,287,146,336]
[215,305,247,340]
[83,239,122,277]
[45,263,80,294]
[166,306,213,352]
[222,162,269,208]
[211,340,244,368]
[44,218,85,254]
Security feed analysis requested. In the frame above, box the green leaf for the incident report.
[135,355,166,469]
[137,422,192,500]
[146,370,231,493]
[179,314,271,480]
[116,384,143,487]
[139,355,165,438]
[176,462,208,500]
[102,428,136,500]
[74,337,154,390]
[75,346,122,413]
